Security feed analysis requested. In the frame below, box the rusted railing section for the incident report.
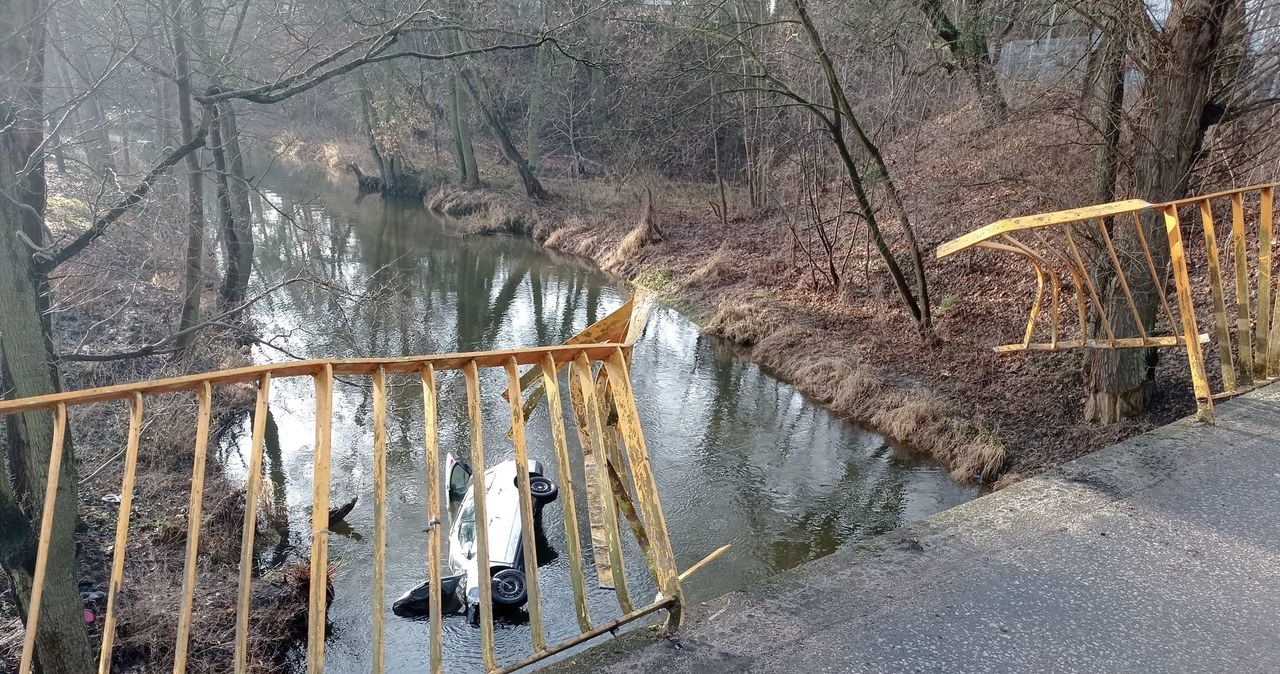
[7,296,691,673]
[937,182,1280,420]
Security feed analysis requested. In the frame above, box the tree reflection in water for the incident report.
[219,165,976,672]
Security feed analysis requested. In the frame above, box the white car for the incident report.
[393,454,558,619]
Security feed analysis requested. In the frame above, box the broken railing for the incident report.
[6,296,695,674]
[937,182,1280,420]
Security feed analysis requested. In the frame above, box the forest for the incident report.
[2,0,1280,671]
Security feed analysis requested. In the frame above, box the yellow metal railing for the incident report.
[938,182,1280,420]
[8,297,693,673]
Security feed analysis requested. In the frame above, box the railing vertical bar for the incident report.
[1095,218,1149,340]
[594,370,632,502]
[464,360,498,672]
[1036,230,1094,343]
[504,358,548,652]
[998,234,1048,347]
[19,403,67,674]
[566,365,615,591]
[538,354,593,633]
[1130,211,1181,343]
[371,367,388,674]
[605,458,658,577]
[1049,267,1061,349]
[571,354,632,614]
[1199,200,1237,392]
[98,393,144,673]
[420,364,445,674]
[174,384,213,674]
[1257,187,1274,379]
[600,349,684,628]
[1263,188,1280,375]
[1231,193,1255,384]
[1163,206,1215,419]
[307,365,333,674]
[1063,228,1118,343]
[233,374,272,674]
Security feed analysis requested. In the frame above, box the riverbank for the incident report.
[0,169,312,672]
[541,383,1280,673]
[270,97,1198,487]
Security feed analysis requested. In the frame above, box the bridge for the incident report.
[10,182,1280,672]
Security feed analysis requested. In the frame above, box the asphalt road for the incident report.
[543,386,1280,673]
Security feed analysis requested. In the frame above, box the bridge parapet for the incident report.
[938,182,1280,420]
[7,297,689,674]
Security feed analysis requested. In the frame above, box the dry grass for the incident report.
[690,244,736,286]
[426,185,491,217]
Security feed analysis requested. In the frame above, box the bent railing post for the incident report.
[1162,205,1214,421]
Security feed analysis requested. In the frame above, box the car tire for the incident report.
[527,475,558,505]
[491,568,528,606]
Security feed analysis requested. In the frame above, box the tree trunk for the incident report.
[451,74,479,187]
[0,1,96,671]
[792,0,931,329]
[1092,13,1126,205]
[457,66,549,200]
[1085,0,1237,423]
[171,0,205,348]
[357,81,387,180]
[210,103,248,307]
[445,75,466,182]
[917,0,1009,122]
[525,41,550,175]
[221,100,254,301]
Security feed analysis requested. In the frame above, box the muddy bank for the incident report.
[1,169,315,673]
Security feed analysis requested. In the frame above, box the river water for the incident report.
[220,166,977,672]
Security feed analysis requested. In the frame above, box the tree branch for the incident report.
[199,36,558,105]
[55,278,311,361]
[43,112,212,271]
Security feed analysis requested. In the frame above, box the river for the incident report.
[219,165,977,672]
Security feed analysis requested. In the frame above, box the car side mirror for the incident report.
[446,453,472,502]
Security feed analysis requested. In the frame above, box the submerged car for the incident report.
[393,454,558,619]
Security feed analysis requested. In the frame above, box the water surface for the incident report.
[223,167,978,671]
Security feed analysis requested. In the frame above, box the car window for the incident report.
[458,500,476,549]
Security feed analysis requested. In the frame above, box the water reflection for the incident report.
[222,165,977,672]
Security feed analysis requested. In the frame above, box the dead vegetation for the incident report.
[0,169,319,673]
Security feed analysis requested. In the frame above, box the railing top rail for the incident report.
[0,343,630,416]
[936,199,1151,259]
[938,182,1280,260]
[1161,181,1279,208]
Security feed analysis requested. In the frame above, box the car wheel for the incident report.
[527,475,558,505]
[491,568,528,606]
